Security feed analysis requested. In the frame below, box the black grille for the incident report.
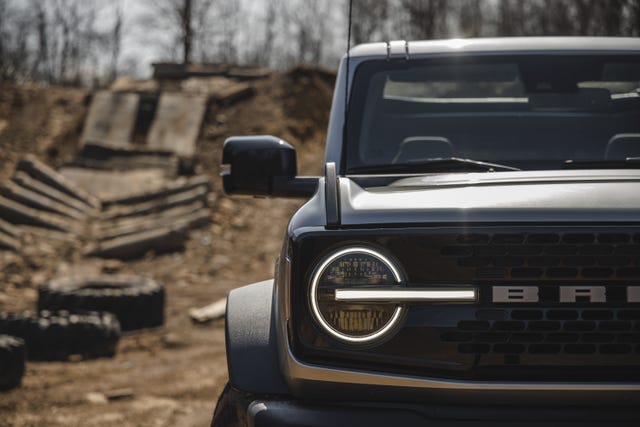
[441,233,640,280]
[445,309,640,356]
[295,226,640,382]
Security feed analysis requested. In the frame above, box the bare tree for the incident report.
[140,0,217,64]
[109,3,123,82]
[400,0,449,39]
[212,1,240,63]
[31,0,51,82]
[260,0,280,65]
[351,0,390,45]
[288,0,332,66]
[0,1,32,81]
[458,0,484,37]
[0,0,8,78]
[496,0,529,36]
[596,0,628,36]
[630,0,640,36]
[183,0,192,63]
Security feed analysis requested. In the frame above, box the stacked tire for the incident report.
[0,335,26,391]
[0,311,121,361]
[38,275,164,331]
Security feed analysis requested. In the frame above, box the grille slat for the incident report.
[448,309,640,356]
[442,232,640,280]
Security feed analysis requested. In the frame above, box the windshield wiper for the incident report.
[349,157,521,174]
[563,158,640,169]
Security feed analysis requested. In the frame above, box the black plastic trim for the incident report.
[225,280,290,394]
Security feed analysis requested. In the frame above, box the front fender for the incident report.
[225,279,290,395]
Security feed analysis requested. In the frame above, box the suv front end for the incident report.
[213,37,640,426]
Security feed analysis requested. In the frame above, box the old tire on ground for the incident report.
[0,335,26,391]
[0,311,121,361]
[38,275,164,331]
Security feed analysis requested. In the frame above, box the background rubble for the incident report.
[0,66,332,426]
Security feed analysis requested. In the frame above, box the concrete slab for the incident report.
[146,93,207,157]
[59,167,168,201]
[80,91,139,149]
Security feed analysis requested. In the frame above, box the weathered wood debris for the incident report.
[0,156,211,260]
[0,67,246,259]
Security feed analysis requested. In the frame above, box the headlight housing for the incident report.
[309,246,405,345]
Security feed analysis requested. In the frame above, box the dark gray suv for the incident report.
[213,37,640,426]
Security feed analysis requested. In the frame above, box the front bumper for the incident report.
[248,398,640,427]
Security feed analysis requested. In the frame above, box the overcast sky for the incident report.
[116,0,346,77]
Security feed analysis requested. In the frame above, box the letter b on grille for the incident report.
[493,286,539,303]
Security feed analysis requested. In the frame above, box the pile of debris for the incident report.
[0,155,211,260]
[0,155,99,253]
[87,176,211,259]
[0,63,275,394]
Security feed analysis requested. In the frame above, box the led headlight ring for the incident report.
[309,246,405,345]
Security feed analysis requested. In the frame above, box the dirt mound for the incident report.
[0,83,89,182]
[199,65,334,180]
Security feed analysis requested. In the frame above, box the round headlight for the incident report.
[309,246,405,345]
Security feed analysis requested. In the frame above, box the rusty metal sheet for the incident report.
[80,91,139,149]
[146,93,207,157]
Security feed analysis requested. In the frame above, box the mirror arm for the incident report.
[272,176,319,198]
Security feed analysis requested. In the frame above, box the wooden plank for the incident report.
[101,175,209,207]
[189,297,227,324]
[227,67,271,81]
[17,155,101,209]
[101,186,208,220]
[12,172,95,214]
[97,201,205,233]
[0,217,22,238]
[80,90,139,149]
[1,181,87,221]
[86,227,187,259]
[96,208,210,241]
[0,195,77,232]
[59,167,169,201]
[18,225,77,244]
[71,155,178,176]
[146,93,207,157]
[0,229,20,251]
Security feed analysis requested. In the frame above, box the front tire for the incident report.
[211,383,251,427]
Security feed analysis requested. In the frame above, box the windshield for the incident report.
[345,54,640,173]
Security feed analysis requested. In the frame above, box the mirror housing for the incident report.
[222,135,318,198]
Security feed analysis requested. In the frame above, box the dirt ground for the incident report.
[0,67,333,426]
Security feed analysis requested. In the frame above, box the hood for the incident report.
[339,170,640,225]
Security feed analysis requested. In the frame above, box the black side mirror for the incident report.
[222,135,318,198]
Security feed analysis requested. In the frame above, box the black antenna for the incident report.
[344,0,353,132]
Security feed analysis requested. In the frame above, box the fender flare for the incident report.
[225,279,290,394]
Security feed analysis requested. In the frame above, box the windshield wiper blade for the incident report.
[349,157,521,174]
[563,158,640,169]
